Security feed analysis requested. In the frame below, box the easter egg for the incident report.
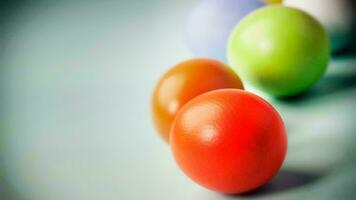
[284,0,355,52]
[186,0,264,60]
[171,89,287,194]
[228,6,330,97]
[152,59,244,142]
[263,0,283,4]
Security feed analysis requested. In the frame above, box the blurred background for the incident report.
[0,0,355,200]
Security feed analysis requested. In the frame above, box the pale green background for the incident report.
[0,1,355,200]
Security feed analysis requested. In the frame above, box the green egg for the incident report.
[227,5,330,97]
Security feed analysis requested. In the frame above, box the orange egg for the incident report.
[152,58,243,142]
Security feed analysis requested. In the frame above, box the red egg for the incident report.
[170,89,287,194]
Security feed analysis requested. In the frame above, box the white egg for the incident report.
[284,0,355,52]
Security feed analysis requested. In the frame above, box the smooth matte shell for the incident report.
[228,6,330,97]
[152,59,243,142]
[171,89,287,194]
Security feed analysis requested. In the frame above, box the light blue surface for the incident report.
[0,1,355,200]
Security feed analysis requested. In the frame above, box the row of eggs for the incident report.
[151,1,347,193]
